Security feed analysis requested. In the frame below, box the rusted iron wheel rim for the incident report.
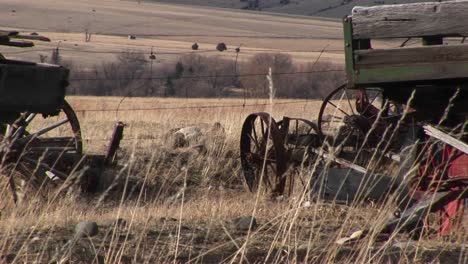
[1,100,83,201]
[317,84,399,169]
[278,117,321,195]
[240,112,287,196]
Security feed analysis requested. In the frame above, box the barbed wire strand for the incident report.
[74,99,316,113]
[70,69,343,82]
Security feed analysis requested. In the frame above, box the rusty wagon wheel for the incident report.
[317,84,401,171]
[240,112,288,196]
[277,117,322,195]
[1,100,82,202]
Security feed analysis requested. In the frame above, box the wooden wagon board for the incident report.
[347,1,468,86]
[352,1,468,39]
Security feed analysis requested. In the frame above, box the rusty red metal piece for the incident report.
[240,112,287,195]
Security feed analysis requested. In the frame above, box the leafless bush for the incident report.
[68,52,343,98]
[240,53,295,97]
[291,60,345,99]
[170,54,237,97]
[69,51,151,96]
[240,53,344,98]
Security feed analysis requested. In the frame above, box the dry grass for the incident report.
[67,96,323,151]
[0,95,466,263]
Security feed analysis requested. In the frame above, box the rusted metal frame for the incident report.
[240,112,287,195]
[104,122,125,165]
[380,189,467,235]
[310,148,367,174]
[281,117,321,147]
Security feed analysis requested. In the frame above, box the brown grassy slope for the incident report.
[150,0,430,17]
[0,0,344,66]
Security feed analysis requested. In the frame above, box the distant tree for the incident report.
[165,77,175,96]
[174,62,184,78]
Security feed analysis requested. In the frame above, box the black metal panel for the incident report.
[0,59,68,116]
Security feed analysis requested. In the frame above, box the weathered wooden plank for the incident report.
[423,125,468,154]
[355,44,468,67]
[356,61,468,85]
[0,40,34,47]
[13,35,51,42]
[352,1,468,39]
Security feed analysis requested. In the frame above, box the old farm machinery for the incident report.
[0,30,124,203]
[240,1,467,236]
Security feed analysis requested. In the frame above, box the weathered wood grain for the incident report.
[356,61,468,84]
[352,1,468,39]
[424,125,468,154]
[355,44,468,67]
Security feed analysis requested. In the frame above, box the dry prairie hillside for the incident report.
[149,0,429,17]
[0,0,345,67]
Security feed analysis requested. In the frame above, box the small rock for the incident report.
[75,221,99,238]
[128,35,136,40]
[233,216,258,231]
[30,32,38,36]
[336,230,365,245]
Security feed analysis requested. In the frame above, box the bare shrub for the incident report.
[240,53,295,97]
[291,61,345,99]
[239,53,344,98]
[68,52,344,98]
[69,51,151,96]
[170,54,237,97]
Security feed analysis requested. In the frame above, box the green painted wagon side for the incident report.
[344,17,468,87]
[343,1,468,119]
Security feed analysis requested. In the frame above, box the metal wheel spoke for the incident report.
[263,165,272,188]
[344,91,356,116]
[248,133,260,152]
[327,101,351,117]
[19,118,69,144]
[260,120,266,136]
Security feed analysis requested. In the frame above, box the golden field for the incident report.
[1,96,466,263]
